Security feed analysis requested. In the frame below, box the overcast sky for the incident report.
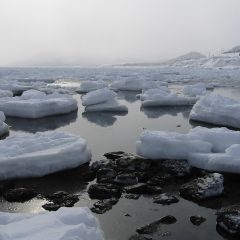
[0,0,240,66]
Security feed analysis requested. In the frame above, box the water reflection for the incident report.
[141,106,191,119]
[82,111,127,127]
[6,112,78,133]
[117,91,140,103]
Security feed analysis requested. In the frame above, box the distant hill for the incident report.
[224,46,240,54]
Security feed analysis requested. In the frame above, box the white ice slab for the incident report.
[78,81,108,93]
[0,132,91,180]
[183,83,207,97]
[0,207,104,240]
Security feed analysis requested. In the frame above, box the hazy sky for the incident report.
[0,0,240,66]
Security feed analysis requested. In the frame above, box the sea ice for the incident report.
[0,90,78,118]
[77,81,108,93]
[0,111,9,137]
[0,131,91,180]
[0,90,13,98]
[183,83,207,97]
[190,94,240,128]
[0,207,104,240]
[83,88,128,112]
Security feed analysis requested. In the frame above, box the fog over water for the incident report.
[0,0,240,66]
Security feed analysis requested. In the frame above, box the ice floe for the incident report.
[0,90,13,98]
[0,207,104,240]
[0,90,78,118]
[0,131,91,180]
[83,88,128,112]
[190,94,240,128]
[77,81,108,93]
[183,83,207,97]
[0,112,9,137]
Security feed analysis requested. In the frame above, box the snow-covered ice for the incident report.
[0,112,9,137]
[77,81,108,93]
[0,90,13,98]
[83,88,128,112]
[0,131,91,180]
[0,207,104,240]
[190,94,240,128]
[183,83,207,97]
[0,90,78,118]
[137,87,170,101]
[136,127,240,161]
[140,88,197,107]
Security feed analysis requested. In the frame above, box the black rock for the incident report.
[88,183,122,199]
[180,173,224,201]
[125,183,162,195]
[115,173,138,186]
[104,151,126,160]
[0,182,14,195]
[90,159,113,173]
[216,205,240,237]
[125,194,141,200]
[190,215,206,226]
[129,234,153,240]
[97,168,117,183]
[91,198,118,214]
[153,193,179,205]
[147,173,173,187]
[136,215,177,234]
[4,188,38,202]
[43,191,79,211]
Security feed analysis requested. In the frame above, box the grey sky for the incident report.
[0,0,240,66]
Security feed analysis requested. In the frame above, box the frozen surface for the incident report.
[141,89,197,107]
[0,207,104,240]
[0,90,13,98]
[0,90,78,118]
[136,127,240,162]
[77,81,108,93]
[0,112,9,137]
[83,88,128,112]
[137,87,170,101]
[190,94,240,128]
[183,83,207,97]
[0,131,91,180]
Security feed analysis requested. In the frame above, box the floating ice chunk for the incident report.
[183,83,207,97]
[189,144,240,173]
[0,90,13,98]
[0,90,78,118]
[137,87,170,101]
[0,111,9,137]
[136,130,212,160]
[111,79,167,91]
[190,94,240,128]
[0,207,104,240]
[77,81,108,93]
[0,132,91,180]
[83,88,128,112]
[141,90,197,107]
[136,127,240,161]
[82,88,117,106]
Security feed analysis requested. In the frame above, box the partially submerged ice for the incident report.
[183,83,207,97]
[0,131,91,180]
[0,90,78,118]
[77,81,108,93]
[0,112,9,137]
[82,88,128,112]
[140,88,197,107]
[190,93,240,128]
[0,207,104,240]
[0,90,13,98]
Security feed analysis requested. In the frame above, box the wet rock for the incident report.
[115,173,138,186]
[104,151,127,160]
[97,168,117,183]
[4,188,38,202]
[136,215,177,234]
[91,198,118,214]
[43,191,79,211]
[0,182,14,195]
[216,205,240,237]
[129,234,153,240]
[125,213,131,217]
[157,159,191,177]
[180,173,224,201]
[88,183,122,199]
[125,194,141,200]
[147,173,173,187]
[190,215,206,226]
[125,183,162,195]
[153,193,179,205]
[90,159,113,172]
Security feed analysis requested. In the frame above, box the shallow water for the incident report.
[2,84,240,240]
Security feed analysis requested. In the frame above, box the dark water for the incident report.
[2,87,240,240]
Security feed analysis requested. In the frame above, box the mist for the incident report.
[0,0,240,66]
